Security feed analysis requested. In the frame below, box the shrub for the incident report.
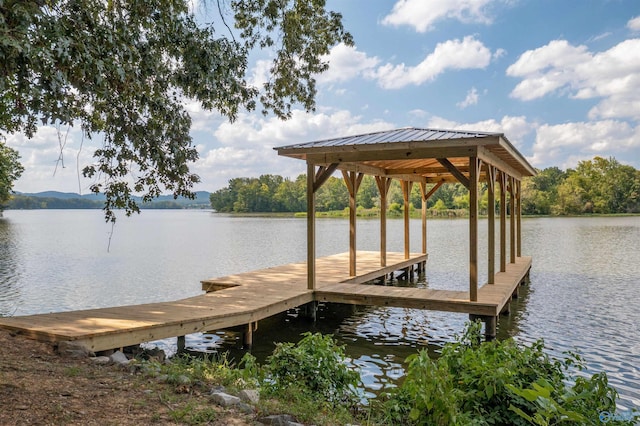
[378,322,633,426]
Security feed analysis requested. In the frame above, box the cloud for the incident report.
[382,0,494,32]
[628,16,640,32]
[318,43,380,84]
[372,36,493,89]
[426,115,536,151]
[5,125,98,193]
[457,87,479,108]
[530,120,640,168]
[506,38,640,120]
[195,109,395,190]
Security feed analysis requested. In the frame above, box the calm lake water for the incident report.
[0,210,638,409]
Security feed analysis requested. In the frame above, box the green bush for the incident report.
[378,322,634,426]
[263,332,361,407]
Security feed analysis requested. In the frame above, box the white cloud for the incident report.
[372,36,493,89]
[530,120,640,168]
[506,38,640,120]
[5,125,98,194]
[628,16,640,32]
[195,109,395,190]
[457,87,479,108]
[426,115,535,147]
[382,0,494,32]
[318,43,380,84]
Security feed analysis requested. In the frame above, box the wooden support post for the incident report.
[307,163,316,290]
[499,172,507,273]
[501,302,511,316]
[485,316,497,341]
[401,180,412,259]
[420,182,427,255]
[469,157,480,302]
[509,176,516,264]
[487,165,496,284]
[516,180,522,258]
[244,322,253,348]
[342,171,363,276]
[177,335,186,352]
[375,177,392,267]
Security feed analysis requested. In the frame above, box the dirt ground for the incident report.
[0,329,256,425]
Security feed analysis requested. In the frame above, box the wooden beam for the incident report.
[509,176,516,264]
[424,180,444,200]
[375,176,392,267]
[477,146,525,181]
[437,158,470,189]
[469,157,481,301]
[486,165,496,284]
[313,163,339,192]
[420,182,427,254]
[401,180,412,259]
[307,163,316,290]
[499,172,507,273]
[516,179,522,257]
[306,145,478,164]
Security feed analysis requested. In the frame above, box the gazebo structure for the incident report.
[275,127,536,327]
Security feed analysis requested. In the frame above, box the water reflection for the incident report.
[0,217,23,316]
[1,211,639,409]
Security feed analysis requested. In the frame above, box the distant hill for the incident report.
[6,191,211,210]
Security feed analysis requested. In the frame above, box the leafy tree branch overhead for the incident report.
[0,0,352,221]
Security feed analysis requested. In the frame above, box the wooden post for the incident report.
[375,176,391,267]
[487,165,496,284]
[177,335,186,352]
[342,171,363,276]
[244,322,253,348]
[509,176,516,264]
[307,163,316,290]
[401,180,412,259]
[499,172,507,273]
[469,158,480,302]
[516,179,522,258]
[420,182,427,255]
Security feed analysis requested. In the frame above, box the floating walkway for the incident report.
[0,252,530,352]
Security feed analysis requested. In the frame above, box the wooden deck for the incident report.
[0,252,530,352]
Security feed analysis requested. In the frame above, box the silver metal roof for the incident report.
[274,127,502,150]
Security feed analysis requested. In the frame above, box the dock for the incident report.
[0,252,530,352]
[0,128,536,352]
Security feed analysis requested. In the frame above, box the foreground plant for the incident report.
[377,322,635,426]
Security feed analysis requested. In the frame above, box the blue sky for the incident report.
[7,0,640,194]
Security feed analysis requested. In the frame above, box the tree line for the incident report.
[209,156,640,215]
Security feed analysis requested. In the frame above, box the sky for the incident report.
[6,0,640,195]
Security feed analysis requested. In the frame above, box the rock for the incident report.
[57,341,94,359]
[173,375,191,385]
[210,392,241,407]
[109,350,130,365]
[257,414,301,426]
[237,402,254,414]
[89,356,111,365]
[238,389,259,404]
[210,385,226,393]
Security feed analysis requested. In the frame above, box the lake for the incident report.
[0,210,638,409]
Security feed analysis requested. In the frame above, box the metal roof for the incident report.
[274,127,501,150]
[275,127,536,180]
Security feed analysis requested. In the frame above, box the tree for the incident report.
[1,0,352,221]
[0,140,24,208]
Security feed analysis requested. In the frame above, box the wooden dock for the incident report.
[0,252,530,352]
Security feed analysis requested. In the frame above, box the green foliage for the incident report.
[1,0,351,222]
[0,140,23,207]
[263,332,361,407]
[378,322,629,426]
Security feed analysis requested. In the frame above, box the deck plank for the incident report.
[0,252,530,351]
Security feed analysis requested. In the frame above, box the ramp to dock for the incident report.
[0,252,530,352]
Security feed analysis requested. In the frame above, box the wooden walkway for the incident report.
[0,252,530,352]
